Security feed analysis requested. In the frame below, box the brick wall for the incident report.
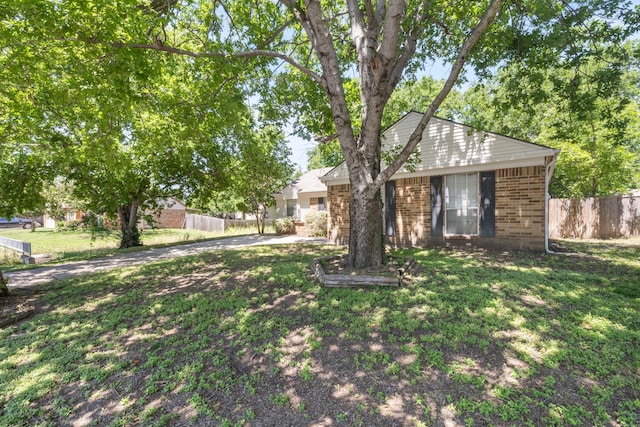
[388,176,430,247]
[154,209,186,229]
[493,165,546,250]
[327,165,547,250]
[327,184,351,245]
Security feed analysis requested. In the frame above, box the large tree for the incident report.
[1,1,250,248]
[3,0,638,266]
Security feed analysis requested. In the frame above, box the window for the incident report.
[286,199,297,217]
[317,197,325,211]
[445,173,478,235]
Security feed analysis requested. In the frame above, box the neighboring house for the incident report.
[141,197,188,229]
[43,198,190,229]
[321,112,560,251]
[270,168,332,221]
[42,207,85,228]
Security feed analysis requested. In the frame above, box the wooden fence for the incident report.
[182,215,274,233]
[548,195,640,239]
[183,214,225,233]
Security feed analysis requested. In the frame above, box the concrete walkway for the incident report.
[5,234,327,289]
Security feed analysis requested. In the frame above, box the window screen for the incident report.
[445,173,478,235]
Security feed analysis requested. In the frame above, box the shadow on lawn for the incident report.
[1,242,639,426]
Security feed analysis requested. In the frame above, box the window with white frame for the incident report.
[445,172,479,235]
[317,197,325,211]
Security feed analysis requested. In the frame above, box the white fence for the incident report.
[0,236,31,257]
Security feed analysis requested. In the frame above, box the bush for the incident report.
[61,220,82,231]
[305,212,327,237]
[274,218,295,235]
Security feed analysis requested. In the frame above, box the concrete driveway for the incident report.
[5,234,327,289]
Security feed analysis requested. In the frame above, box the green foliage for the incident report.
[274,218,295,235]
[221,126,295,234]
[304,212,327,238]
[0,1,253,247]
[382,76,465,128]
[460,39,640,198]
[307,139,343,169]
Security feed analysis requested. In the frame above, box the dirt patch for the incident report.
[319,255,413,277]
[0,289,40,328]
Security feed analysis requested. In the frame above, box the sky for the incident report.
[285,59,453,172]
[285,0,640,172]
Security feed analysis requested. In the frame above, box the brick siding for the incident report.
[388,176,430,247]
[153,209,186,229]
[327,184,351,245]
[326,165,547,250]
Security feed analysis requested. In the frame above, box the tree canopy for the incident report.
[2,0,639,265]
[459,39,640,198]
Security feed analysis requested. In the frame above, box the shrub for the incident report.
[62,220,82,231]
[274,218,295,235]
[305,212,327,237]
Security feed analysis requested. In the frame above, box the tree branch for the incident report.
[375,0,504,189]
[256,19,295,50]
[86,38,323,85]
[386,0,431,97]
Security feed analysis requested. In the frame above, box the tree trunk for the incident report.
[259,205,266,234]
[117,201,142,249]
[30,215,37,232]
[0,271,9,297]
[254,208,263,234]
[348,187,384,268]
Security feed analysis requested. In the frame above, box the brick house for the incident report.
[270,168,331,220]
[320,112,560,251]
[141,197,188,229]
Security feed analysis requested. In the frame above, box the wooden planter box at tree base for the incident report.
[312,255,416,288]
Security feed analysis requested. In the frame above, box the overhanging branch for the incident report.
[375,0,504,189]
[78,37,324,85]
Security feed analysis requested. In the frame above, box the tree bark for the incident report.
[348,187,384,267]
[0,271,9,297]
[117,201,142,249]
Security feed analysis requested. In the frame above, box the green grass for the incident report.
[0,226,263,270]
[0,240,639,426]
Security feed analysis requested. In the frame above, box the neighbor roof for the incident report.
[292,167,332,193]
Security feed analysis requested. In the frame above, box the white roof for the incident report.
[322,112,560,184]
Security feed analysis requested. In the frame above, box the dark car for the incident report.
[0,217,35,229]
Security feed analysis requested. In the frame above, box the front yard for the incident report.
[1,240,639,426]
[0,227,259,270]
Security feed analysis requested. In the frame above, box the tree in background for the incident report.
[382,76,465,128]
[232,126,295,234]
[457,39,640,198]
[189,125,295,233]
[1,2,250,248]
